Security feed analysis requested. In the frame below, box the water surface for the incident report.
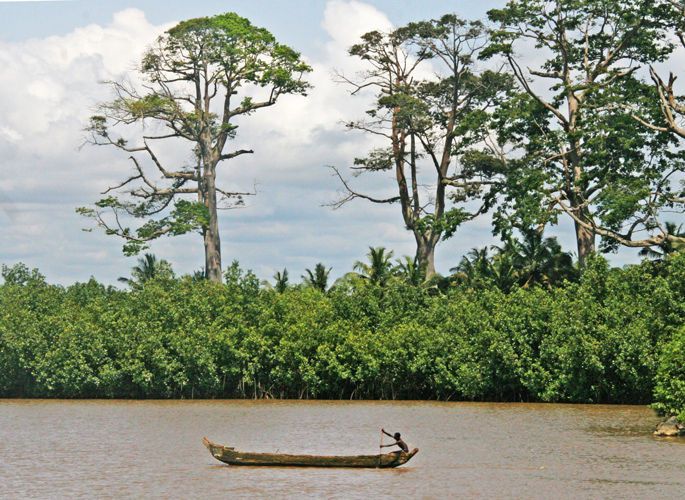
[1,400,683,499]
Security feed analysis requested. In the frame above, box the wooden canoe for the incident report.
[203,437,418,468]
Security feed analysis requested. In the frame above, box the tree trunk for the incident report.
[574,218,595,268]
[567,140,594,268]
[203,166,223,282]
[415,234,437,279]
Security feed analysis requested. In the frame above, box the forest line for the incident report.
[0,253,683,422]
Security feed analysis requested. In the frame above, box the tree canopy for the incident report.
[79,12,311,281]
[332,15,512,278]
[483,0,685,264]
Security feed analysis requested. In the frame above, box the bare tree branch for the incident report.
[554,197,685,248]
[219,149,254,161]
[325,166,401,209]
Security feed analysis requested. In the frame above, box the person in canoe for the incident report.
[381,428,409,453]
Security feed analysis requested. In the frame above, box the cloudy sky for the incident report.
[0,0,678,285]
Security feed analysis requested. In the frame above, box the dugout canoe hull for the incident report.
[202,437,418,468]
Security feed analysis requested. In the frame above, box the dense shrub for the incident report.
[0,255,684,414]
[652,326,685,421]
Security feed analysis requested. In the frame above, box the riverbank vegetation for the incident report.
[3,2,682,426]
[1,254,683,420]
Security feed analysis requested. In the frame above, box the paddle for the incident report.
[377,428,383,467]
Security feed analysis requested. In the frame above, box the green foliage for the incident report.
[272,268,289,293]
[1,263,45,286]
[118,94,178,120]
[451,230,577,292]
[416,209,472,240]
[652,325,685,421]
[164,12,312,95]
[118,254,175,290]
[393,256,425,286]
[484,0,684,256]
[1,255,684,407]
[83,199,210,257]
[638,222,685,260]
[302,263,331,293]
[353,247,395,286]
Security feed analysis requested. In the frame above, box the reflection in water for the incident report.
[1,400,684,499]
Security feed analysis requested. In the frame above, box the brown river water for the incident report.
[1,400,684,499]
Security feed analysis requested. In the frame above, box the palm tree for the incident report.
[118,253,174,289]
[394,255,424,286]
[452,232,576,292]
[638,222,685,260]
[302,263,331,292]
[451,247,493,288]
[512,230,576,288]
[273,268,289,293]
[353,246,395,286]
[540,237,577,285]
[485,236,522,291]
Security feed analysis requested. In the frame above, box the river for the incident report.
[1,400,683,499]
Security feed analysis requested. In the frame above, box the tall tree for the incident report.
[484,0,683,266]
[331,15,511,278]
[79,13,311,282]
[638,1,685,138]
[633,0,685,233]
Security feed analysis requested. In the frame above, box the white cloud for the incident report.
[228,0,392,154]
[322,0,392,51]
[0,8,167,139]
[0,125,22,142]
[0,9,174,282]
